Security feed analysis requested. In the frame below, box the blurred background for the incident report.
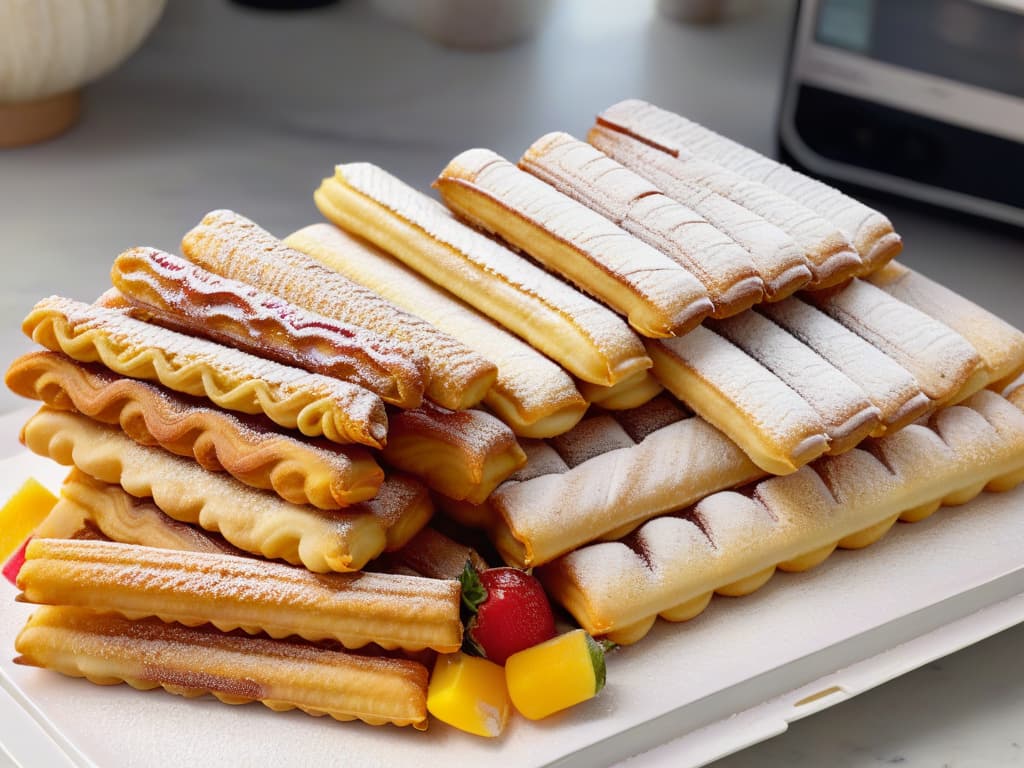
[0,1,1022,765]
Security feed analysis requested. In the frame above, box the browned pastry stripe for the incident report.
[181,209,497,411]
[15,607,431,729]
[6,351,384,509]
[111,247,427,408]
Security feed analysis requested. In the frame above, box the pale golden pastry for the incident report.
[111,247,427,409]
[586,126,863,289]
[707,311,881,454]
[758,298,930,434]
[868,261,1024,391]
[18,538,462,652]
[647,326,831,475]
[436,147,714,337]
[805,279,985,405]
[15,606,430,729]
[22,296,388,448]
[181,209,496,411]
[575,369,664,411]
[314,163,650,387]
[39,468,243,555]
[595,99,902,272]
[453,399,763,567]
[382,402,526,504]
[6,351,384,509]
[540,389,1024,644]
[285,223,588,439]
[20,407,432,572]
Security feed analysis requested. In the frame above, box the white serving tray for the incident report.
[1,406,1023,768]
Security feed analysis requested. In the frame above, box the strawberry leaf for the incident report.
[458,560,488,616]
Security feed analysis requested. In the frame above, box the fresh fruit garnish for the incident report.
[2,537,31,585]
[505,629,606,720]
[459,561,556,665]
[0,477,57,563]
[426,652,510,738]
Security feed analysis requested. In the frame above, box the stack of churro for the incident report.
[7,98,1024,735]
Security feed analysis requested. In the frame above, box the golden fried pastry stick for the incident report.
[111,247,427,409]
[373,526,488,581]
[575,369,663,411]
[181,209,496,411]
[758,298,931,434]
[285,223,588,439]
[23,296,388,448]
[6,351,384,509]
[805,279,985,405]
[867,261,1024,392]
[648,326,831,475]
[314,163,650,387]
[585,127,863,289]
[442,398,763,568]
[18,538,463,652]
[20,408,432,572]
[37,469,244,555]
[540,390,1024,644]
[15,607,431,729]
[595,99,902,272]
[382,402,526,504]
[522,132,765,317]
[706,311,882,455]
[436,148,715,337]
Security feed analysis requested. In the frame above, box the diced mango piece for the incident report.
[0,478,57,561]
[427,652,510,737]
[505,629,605,720]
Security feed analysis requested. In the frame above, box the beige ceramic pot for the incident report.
[0,0,166,147]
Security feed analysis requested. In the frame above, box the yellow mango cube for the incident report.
[0,478,57,561]
[505,629,605,720]
[427,652,510,737]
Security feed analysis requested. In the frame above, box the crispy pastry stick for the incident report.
[18,538,462,652]
[20,408,432,572]
[6,351,384,509]
[436,148,715,337]
[181,209,496,411]
[285,223,588,438]
[586,126,863,289]
[23,296,388,448]
[111,247,427,409]
[382,402,526,504]
[575,369,664,411]
[648,326,831,475]
[521,131,766,316]
[805,280,985,405]
[867,261,1024,392]
[314,163,650,387]
[595,99,902,271]
[15,607,431,729]
[540,390,1024,644]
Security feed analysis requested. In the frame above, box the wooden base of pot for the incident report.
[0,90,81,148]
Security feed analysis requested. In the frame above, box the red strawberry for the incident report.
[460,563,557,665]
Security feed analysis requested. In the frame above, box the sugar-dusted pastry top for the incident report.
[285,223,588,439]
[181,209,497,411]
[23,296,388,448]
[20,407,432,572]
[6,351,384,509]
[18,538,463,652]
[15,606,431,729]
[540,389,1024,644]
[437,147,715,338]
[521,131,765,318]
[440,396,763,568]
[315,162,651,387]
[383,401,527,504]
[595,98,902,271]
[584,126,862,289]
[111,247,428,409]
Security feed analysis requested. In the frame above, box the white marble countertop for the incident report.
[0,1,1022,766]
